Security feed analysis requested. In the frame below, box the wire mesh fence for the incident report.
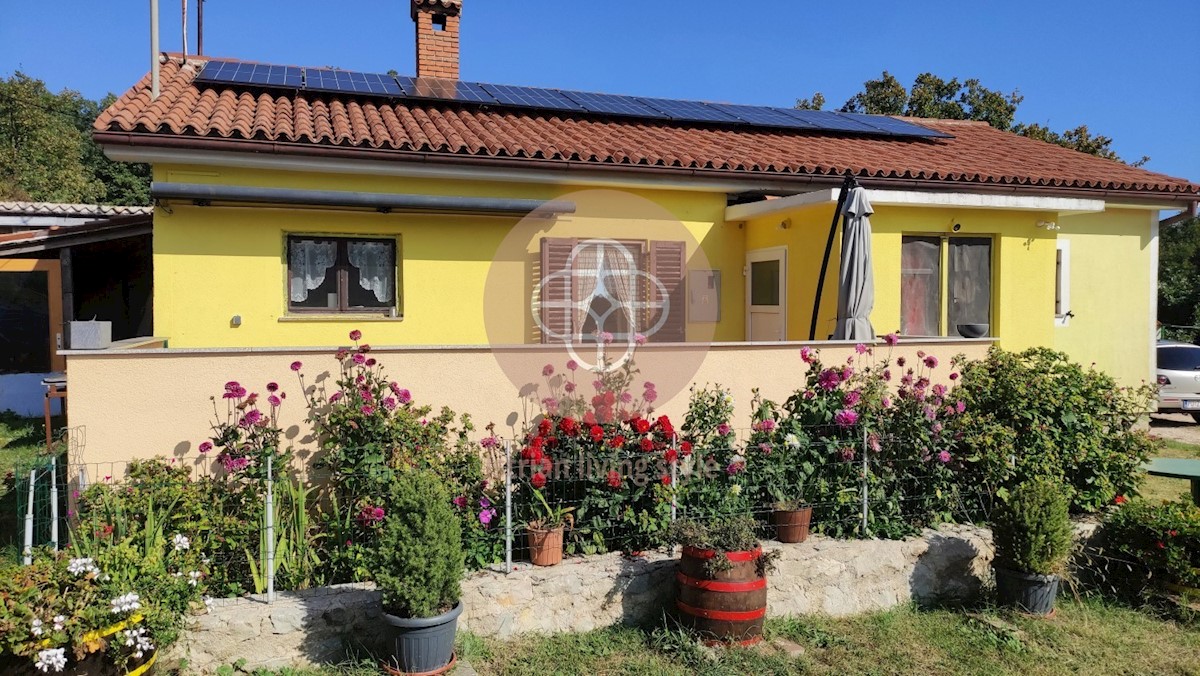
[25,422,1006,598]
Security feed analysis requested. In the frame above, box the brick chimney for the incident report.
[412,0,462,79]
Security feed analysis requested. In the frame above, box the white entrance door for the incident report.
[746,247,787,341]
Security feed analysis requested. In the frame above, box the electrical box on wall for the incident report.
[688,270,721,322]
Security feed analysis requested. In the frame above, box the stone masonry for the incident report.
[169,525,993,673]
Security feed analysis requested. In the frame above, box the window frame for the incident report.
[899,234,994,338]
[284,234,399,316]
[1055,239,1071,327]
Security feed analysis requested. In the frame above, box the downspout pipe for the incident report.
[150,181,577,217]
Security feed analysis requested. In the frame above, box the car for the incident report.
[1157,340,1200,422]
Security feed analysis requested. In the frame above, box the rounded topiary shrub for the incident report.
[992,478,1073,576]
[375,469,464,618]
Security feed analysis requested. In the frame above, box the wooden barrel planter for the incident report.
[675,546,767,646]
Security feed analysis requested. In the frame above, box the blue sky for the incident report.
[2,1,1197,182]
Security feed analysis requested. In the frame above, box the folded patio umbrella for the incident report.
[832,186,876,340]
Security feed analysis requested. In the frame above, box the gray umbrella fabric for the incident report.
[832,187,875,341]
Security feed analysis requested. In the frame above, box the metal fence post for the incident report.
[670,437,678,522]
[23,468,36,565]
[49,457,59,552]
[504,439,513,574]
[266,453,275,603]
[860,427,869,536]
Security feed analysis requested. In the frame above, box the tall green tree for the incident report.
[1159,216,1200,341]
[797,70,1144,165]
[0,72,149,205]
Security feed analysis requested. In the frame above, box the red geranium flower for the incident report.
[531,472,547,489]
[656,415,673,432]
[606,470,621,488]
[590,425,604,443]
[538,419,553,435]
[661,474,671,486]
[1114,494,1127,505]
[640,438,655,452]
[634,418,651,435]
[558,417,579,436]
[664,449,679,463]
[680,441,693,456]
[610,435,626,448]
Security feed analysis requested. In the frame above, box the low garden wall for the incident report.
[169,525,992,673]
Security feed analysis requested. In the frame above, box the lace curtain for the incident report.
[347,241,394,303]
[570,245,601,340]
[602,245,639,333]
[289,240,337,303]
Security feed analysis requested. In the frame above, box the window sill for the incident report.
[278,314,404,323]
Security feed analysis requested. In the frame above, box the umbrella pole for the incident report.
[809,176,855,340]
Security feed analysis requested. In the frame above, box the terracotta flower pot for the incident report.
[527,525,565,566]
[771,506,813,544]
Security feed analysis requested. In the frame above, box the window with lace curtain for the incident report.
[286,235,398,314]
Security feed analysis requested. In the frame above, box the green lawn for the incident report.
[1143,438,1200,504]
[242,598,1200,676]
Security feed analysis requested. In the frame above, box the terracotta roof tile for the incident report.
[94,58,1200,199]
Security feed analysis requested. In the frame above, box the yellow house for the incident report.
[74,0,1198,467]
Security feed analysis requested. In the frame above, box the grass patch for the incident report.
[1142,438,1200,504]
[460,599,1200,676]
[187,599,1200,675]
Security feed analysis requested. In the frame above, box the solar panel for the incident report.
[779,109,885,134]
[480,84,583,112]
[401,78,497,104]
[196,61,303,89]
[560,90,668,118]
[637,97,740,123]
[708,103,817,129]
[840,113,951,138]
[303,69,403,96]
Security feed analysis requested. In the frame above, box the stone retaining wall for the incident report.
[169,525,993,673]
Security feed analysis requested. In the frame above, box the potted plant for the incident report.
[749,398,815,544]
[991,477,1072,616]
[376,469,465,676]
[668,515,777,646]
[771,497,813,544]
[527,488,574,566]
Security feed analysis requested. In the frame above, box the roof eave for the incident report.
[93,130,1200,207]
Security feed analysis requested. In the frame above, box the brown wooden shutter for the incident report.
[649,240,686,342]
[539,237,576,343]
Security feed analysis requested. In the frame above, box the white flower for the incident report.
[120,628,154,659]
[172,571,183,578]
[34,647,66,673]
[67,557,99,577]
[52,615,65,632]
[729,484,743,496]
[203,596,214,610]
[785,433,801,449]
[30,618,44,636]
[172,534,190,551]
[110,592,141,614]
[188,571,202,586]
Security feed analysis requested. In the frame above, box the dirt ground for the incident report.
[1148,412,1200,445]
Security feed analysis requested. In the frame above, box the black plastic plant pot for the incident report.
[994,566,1059,616]
[381,601,462,675]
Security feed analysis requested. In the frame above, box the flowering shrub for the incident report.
[677,384,753,522]
[204,380,291,483]
[297,330,501,576]
[514,355,677,555]
[1105,498,1200,590]
[0,497,208,674]
[947,347,1155,513]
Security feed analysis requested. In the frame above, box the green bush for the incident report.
[1105,498,1200,589]
[375,469,464,618]
[991,478,1073,576]
[949,347,1155,513]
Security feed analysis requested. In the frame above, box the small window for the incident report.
[287,236,397,314]
[1055,239,1070,327]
